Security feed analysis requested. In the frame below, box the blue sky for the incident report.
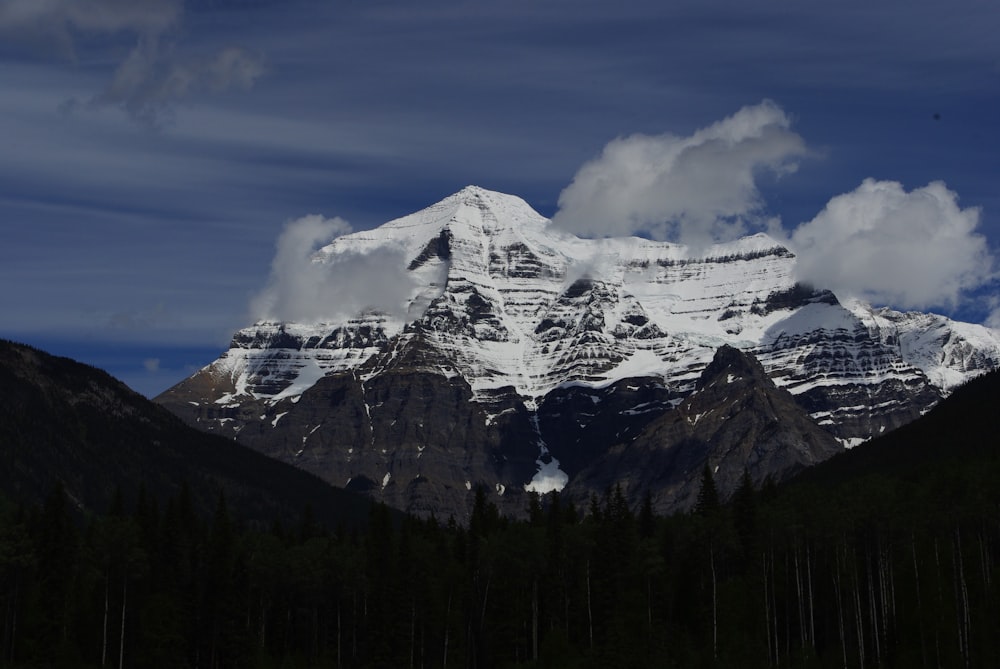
[1,0,998,397]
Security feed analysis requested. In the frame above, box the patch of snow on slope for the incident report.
[525,452,568,494]
[524,406,568,493]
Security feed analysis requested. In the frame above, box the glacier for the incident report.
[178,186,1000,438]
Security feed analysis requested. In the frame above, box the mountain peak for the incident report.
[442,185,548,234]
[366,185,548,247]
[451,184,526,203]
[697,344,771,390]
[453,184,500,201]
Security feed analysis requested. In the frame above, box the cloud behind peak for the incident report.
[789,178,993,311]
[551,100,808,249]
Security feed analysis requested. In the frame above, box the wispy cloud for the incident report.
[552,100,808,250]
[107,303,171,331]
[0,0,265,126]
[89,40,265,127]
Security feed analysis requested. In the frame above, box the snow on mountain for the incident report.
[178,185,1000,445]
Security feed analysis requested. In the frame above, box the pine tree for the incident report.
[33,484,79,661]
[695,464,720,517]
[732,468,757,561]
[638,491,655,540]
[527,492,544,527]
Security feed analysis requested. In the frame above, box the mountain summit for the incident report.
[157,187,1000,517]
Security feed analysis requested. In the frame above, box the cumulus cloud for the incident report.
[0,0,264,126]
[251,215,417,324]
[788,179,994,311]
[552,100,808,249]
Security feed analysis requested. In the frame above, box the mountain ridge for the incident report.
[156,186,1000,517]
[0,338,377,528]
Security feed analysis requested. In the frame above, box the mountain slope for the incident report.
[791,364,1000,488]
[0,339,376,527]
[566,345,843,513]
[156,186,1000,517]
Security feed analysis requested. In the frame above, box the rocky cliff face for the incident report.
[197,332,540,519]
[156,186,1000,518]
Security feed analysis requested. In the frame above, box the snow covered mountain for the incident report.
[157,186,1000,517]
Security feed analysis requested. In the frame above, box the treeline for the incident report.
[1,460,998,668]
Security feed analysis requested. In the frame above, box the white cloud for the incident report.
[552,100,808,249]
[788,178,994,311]
[251,214,417,324]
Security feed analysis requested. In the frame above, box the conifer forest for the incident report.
[1,449,998,669]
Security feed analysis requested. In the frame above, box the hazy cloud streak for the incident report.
[0,0,264,126]
[93,40,266,126]
[0,0,179,38]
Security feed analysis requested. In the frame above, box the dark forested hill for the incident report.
[0,339,376,528]
[790,364,1000,488]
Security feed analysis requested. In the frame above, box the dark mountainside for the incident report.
[565,345,843,513]
[0,339,376,528]
[160,330,543,520]
[159,341,846,519]
[1,344,998,667]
